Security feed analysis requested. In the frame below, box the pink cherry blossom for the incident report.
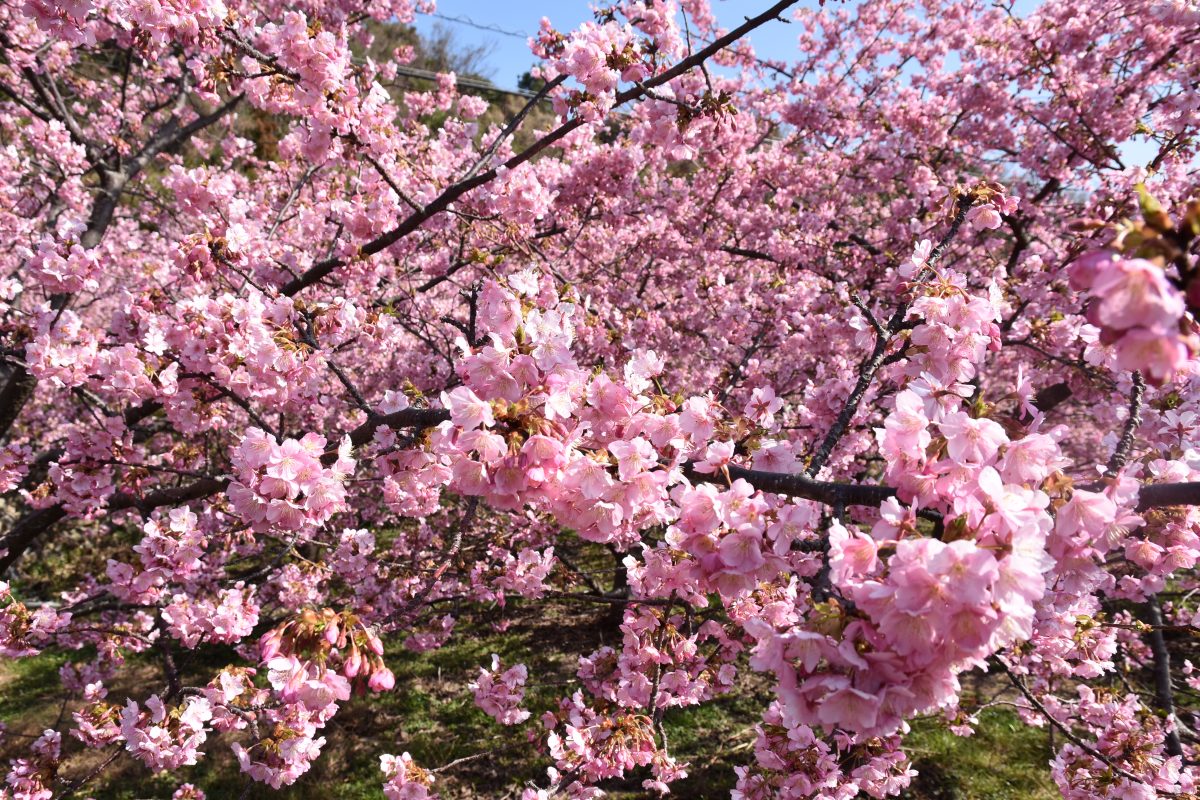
[938,412,1007,465]
[2,0,1200,796]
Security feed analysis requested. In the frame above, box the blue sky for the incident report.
[414,0,1160,168]
[413,1,825,91]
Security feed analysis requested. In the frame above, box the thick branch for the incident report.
[0,365,37,443]
[0,478,229,574]
[1106,372,1144,474]
[1135,482,1200,511]
[342,407,451,452]
[107,478,230,514]
[0,506,68,575]
[1146,596,1185,759]
[711,463,897,507]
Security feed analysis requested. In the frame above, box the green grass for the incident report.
[0,649,70,720]
[903,708,1058,799]
[1,605,1058,799]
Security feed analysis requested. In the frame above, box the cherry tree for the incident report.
[1,0,1199,797]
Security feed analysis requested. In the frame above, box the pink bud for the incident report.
[259,630,282,660]
[368,666,395,692]
[343,647,363,678]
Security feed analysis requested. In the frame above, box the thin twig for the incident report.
[1002,664,1163,789]
[806,195,974,476]
[267,164,319,240]
[52,749,123,800]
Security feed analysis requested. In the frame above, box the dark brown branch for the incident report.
[0,477,225,575]
[52,748,124,800]
[544,590,675,607]
[333,407,451,459]
[1034,381,1072,414]
[0,364,37,443]
[107,477,230,513]
[1146,596,1185,759]
[1107,372,1144,474]
[0,505,68,574]
[827,220,882,255]
[1136,482,1200,511]
[719,245,778,263]
[0,77,52,123]
[684,462,897,507]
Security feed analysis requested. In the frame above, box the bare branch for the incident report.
[1146,596,1185,759]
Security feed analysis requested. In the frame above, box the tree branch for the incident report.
[806,194,973,476]
[1106,371,1144,474]
[1146,595,1185,759]
[1001,664,1159,789]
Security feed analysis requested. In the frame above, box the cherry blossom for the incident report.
[1,0,1200,796]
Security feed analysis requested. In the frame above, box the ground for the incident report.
[0,594,1060,799]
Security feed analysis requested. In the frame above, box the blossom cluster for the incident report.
[0,729,61,800]
[228,430,355,533]
[471,655,531,725]
[1050,687,1194,799]
[4,0,1200,795]
[0,582,71,658]
[1071,250,1191,383]
[380,752,436,800]
[733,702,915,799]
[119,695,213,772]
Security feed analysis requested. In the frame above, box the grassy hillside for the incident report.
[0,596,1058,799]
